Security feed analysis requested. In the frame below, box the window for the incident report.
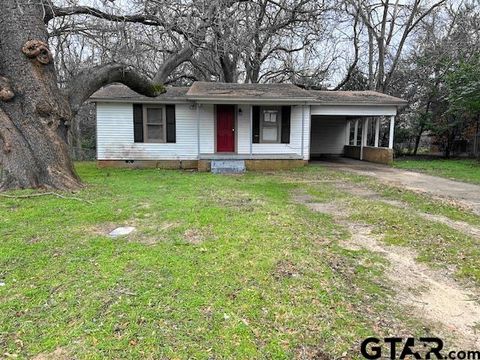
[143,105,166,143]
[261,108,281,143]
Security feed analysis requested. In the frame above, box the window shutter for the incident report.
[252,106,260,143]
[281,106,291,144]
[166,104,176,143]
[133,104,144,143]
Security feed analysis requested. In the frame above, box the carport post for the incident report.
[360,118,368,160]
[363,118,369,146]
[388,115,395,149]
[354,120,359,146]
[345,121,351,145]
[249,105,253,157]
[374,118,380,147]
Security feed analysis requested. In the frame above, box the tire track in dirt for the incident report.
[335,182,480,241]
[293,192,480,349]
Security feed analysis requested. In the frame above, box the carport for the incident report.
[308,90,407,164]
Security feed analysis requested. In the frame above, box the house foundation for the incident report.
[97,159,307,171]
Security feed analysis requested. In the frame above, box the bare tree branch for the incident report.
[153,46,194,84]
[383,0,446,90]
[44,5,177,30]
[66,64,162,115]
[333,12,360,90]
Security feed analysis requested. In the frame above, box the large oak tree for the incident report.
[0,0,197,190]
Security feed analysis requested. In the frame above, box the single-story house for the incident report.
[90,82,407,171]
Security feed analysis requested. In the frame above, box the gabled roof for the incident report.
[186,81,315,102]
[90,82,407,107]
[308,90,407,106]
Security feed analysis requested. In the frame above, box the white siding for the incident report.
[251,105,310,160]
[199,104,215,154]
[97,102,199,160]
[310,116,346,155]
[236,105,251,155]
[97,102,311,160]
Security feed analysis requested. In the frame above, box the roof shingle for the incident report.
[308,90,407,105]
[90,82,407,106]
[186,81,315,100]
[90,84,189,102]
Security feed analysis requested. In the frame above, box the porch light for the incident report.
[238,108,243,115]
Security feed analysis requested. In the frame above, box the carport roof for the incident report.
[308,90,407,106]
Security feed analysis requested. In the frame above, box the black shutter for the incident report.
[252,106,260,143]
[133,104,144,143]
[281,106,291,144]
[166,104,176,143]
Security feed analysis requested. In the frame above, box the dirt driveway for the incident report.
[313,158,480,215]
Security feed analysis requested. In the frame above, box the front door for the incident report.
[216,105,235,152]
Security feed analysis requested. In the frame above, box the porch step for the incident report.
[211,160,246,174]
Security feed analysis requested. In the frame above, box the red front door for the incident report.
[216,105,235,152]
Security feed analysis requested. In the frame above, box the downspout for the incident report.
[196,103,200,159]
[301,103,305,160]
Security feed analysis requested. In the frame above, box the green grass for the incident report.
[394,158,480,184]
[1,163,477,358]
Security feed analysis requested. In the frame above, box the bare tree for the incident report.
[347,0,446,91]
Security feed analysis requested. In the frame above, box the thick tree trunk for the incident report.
[0,1,81,190]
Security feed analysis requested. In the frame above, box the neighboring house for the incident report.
[90,82,407,171]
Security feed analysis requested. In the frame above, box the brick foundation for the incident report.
[343,145,393,165]
[98,159,307,171]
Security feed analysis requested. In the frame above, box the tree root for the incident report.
[0,191,93,204]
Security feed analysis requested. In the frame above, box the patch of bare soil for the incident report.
[273,259,301,279]
[184,227,213,244]
[32,347,70,360]
[88,222,126,236]
[337,181,480,241]
[419,213,480,239]
[131,221,181,245]
[294,346,332,360]
[293,192,480,349]
[201,189,265,210]
[88,220,182,245]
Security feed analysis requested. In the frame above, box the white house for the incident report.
[90,82,407,171]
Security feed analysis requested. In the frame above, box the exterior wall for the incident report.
[97,102,310,161]
[249,105,310,160]
[97,159,306,171]
[97,102,199,160]
[363,146,393,165]
[97,160,198,169]
[199,104,215,154]
[310,116,346,155]
[197,159,306,172]
[344,145,361,159]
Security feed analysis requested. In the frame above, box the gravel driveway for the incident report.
[313,158,480,215]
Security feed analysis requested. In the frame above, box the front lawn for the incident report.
[1,163,479,358]
[394,158,480,184]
